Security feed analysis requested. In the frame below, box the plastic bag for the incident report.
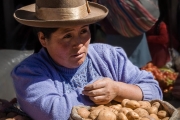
[0,50,33,100]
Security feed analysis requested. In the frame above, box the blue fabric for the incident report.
[11,43,162,120]
[106,33,152,68]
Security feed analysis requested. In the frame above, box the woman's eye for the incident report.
[63,34,72,39]
[81,29,88,34]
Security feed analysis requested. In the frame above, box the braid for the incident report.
[154,0,165,35]
[177,0,180,51]
[154,15,163,35]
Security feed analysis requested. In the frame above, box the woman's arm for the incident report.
[83,77,143,104]
[83,45,163,104]
[11,64,88,120]
[114,47,163,101]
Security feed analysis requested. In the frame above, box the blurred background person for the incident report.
[89,0,159,68]
[146,0,179,68]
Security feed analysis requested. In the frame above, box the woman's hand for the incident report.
[82,77,118,105]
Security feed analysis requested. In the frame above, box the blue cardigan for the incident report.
[11,43,162,120]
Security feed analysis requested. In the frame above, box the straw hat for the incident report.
[13,0,108,28]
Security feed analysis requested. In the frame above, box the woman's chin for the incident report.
[71,59,85,68]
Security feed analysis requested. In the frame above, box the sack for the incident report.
[69,100,180,120]
[98,0,159,37]
[69,105,91,120]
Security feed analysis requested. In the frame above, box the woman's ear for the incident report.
[38,32,47,47]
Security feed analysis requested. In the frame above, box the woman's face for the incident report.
[38,25,91,68]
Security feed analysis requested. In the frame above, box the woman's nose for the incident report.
[73,37,82,45]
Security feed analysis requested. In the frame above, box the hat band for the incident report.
[36,3,89,20]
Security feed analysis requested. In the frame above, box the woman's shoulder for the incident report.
[89,43,122,51]
[13,49,50,70]
[89,43,112,48]
[88,43,127,59]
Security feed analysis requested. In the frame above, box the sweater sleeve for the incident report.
[89,44,163,101]
[110,46,163,100]
[11,64,89,120]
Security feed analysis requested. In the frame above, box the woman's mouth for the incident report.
[72,53,84,59]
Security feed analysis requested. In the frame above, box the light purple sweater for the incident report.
[11,43,162,120]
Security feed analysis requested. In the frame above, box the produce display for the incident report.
[72,99,177,120]
[0,113,30,120]
[0,98,31,120]
[141,62,178,98]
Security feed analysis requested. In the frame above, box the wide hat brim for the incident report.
[14,2,108,28]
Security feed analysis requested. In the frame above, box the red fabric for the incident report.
[146,22,170,67]
[146,22,169,44]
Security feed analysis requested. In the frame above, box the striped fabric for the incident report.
[98,0,159,37]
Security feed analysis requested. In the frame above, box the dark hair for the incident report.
[33,27,58,53]
[154,0,167,35]
[177,1,180,50]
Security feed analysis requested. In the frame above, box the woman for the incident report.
[11,0,162,119]
[146,0,180,68]
[146,18,170,68]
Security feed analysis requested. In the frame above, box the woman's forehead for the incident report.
[57,25,89,33]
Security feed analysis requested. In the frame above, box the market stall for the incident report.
[0,50,179,120]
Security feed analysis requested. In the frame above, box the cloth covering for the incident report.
[98,0,159,37]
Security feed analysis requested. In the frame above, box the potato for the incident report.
[104,102,112,107]
[151,102,162,110]
[110,104,122,112]
[147,106,158,114]
[121,99,130,107]
[125,100,140,110]
[103,107,118,115]
[6,112,17,118]
[89,105,104,112]
[0,118,6,120]
[96,109,116,120]
[162,117,170,120]
[119,107,133,115]
[77,107,90,118]
[140,117,151,120]
[157,110,169,119]
[150,114,159,120]
[117,112,128,120]
[126,111,140,120]
[13,115,27,120]
[89,106,96,112]
[89,106,105,120]
[134,108,149,118]
[138,101,151,110]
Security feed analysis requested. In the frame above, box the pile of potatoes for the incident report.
[0,112,31,120]
[76,99,172,120]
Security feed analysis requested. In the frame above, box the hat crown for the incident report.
[14,0,108,28]
[36,0,85,8]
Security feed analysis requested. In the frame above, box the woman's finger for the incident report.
[82,88,105,96]
[83,78,105,90]
[89,96,110,105]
